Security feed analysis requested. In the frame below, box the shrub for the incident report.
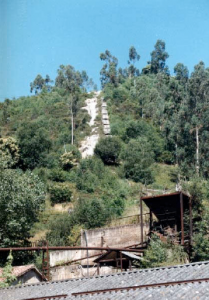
[17,122,52,169]
[121,137,154,184]
[159,150,174,164]
[60,146,81,170]
[0,137,20,168]
[75,158,104,192]
[49,182,72,205]
[46,213,74,246]
[94,136,122,165]
[48,168,67,182]
[74,198,108,229]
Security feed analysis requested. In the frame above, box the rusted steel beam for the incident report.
[22,295,68,300]
[0,246,144,252]
[72,277,209,296]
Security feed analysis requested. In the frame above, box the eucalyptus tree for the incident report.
[30,74,53,94]
[188,61,209,176]
[100,50,118,88]
[127,46,140,78]
[174,63,189,84]
[55,65,92,144]
[149,40,169,74]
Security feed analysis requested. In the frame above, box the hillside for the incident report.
[1,42,209,269]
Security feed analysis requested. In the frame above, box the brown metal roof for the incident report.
[141,191,190,228]
[141,191,190,201]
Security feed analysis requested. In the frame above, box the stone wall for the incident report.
[51,265,116,281]
[50,250,81,267]
[81,223,149,265]
[49,223,149,279]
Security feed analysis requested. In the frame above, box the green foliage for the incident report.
[142,235,167,268]
[121,120,164,161]
[74,198,109,229]
[141,235,188,268]
[49,182,72,205]
[121,138,154,184]
[182,178,205,231]
[30,74,53,94]
[17,121,52,169]
[0,169,45,247]
[60,146,81,170]
[55,65,93,93]
[48,168,67,182]
[149,39,169,74]
[0,251,16,288]
[0,137,20,168]
[191,232,209,262]
[94,136,122,165]
[128,46,140,78]
[46,213,74,246]
[100,50,118,88]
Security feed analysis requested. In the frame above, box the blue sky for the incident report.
[0,0,209,101]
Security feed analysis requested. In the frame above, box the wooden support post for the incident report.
[97,263,100,275]
[120,252,123,272]
[189,197,193,245]
[149,209,153,232]
[116,259,118,272]
[180,192,184,245]
[140,197,143,246]
[129,259,131,270]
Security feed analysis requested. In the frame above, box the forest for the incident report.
[1,39,209,275]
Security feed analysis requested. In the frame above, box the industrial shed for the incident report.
[140,191,192,247]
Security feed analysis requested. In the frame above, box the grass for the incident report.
[149,163,177,191]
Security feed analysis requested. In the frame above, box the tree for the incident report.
[30,74,53,94]
[46,213,74,246]
[188,61,209,175]
[60,146,81,170]
[149,40,169,74]
[94,136,122,165]
[0,137,19,168]
[174,63,189,84]
[100,50,118,88]
[0,169,45,247]
[55,65,92,144]
[49,182,73,205]
[73,198,109,229]
[121,137,154,184]
[128,46,140,78]
[122,120,164,161]
[17,122,52,169]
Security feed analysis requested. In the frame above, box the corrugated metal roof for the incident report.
[1,261,209,300]
[121,251,143,261]
[68,280,209,299]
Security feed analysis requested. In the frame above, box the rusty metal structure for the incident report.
[0,191,193,281]
[0,245,144,280]
[140,191,192,247]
